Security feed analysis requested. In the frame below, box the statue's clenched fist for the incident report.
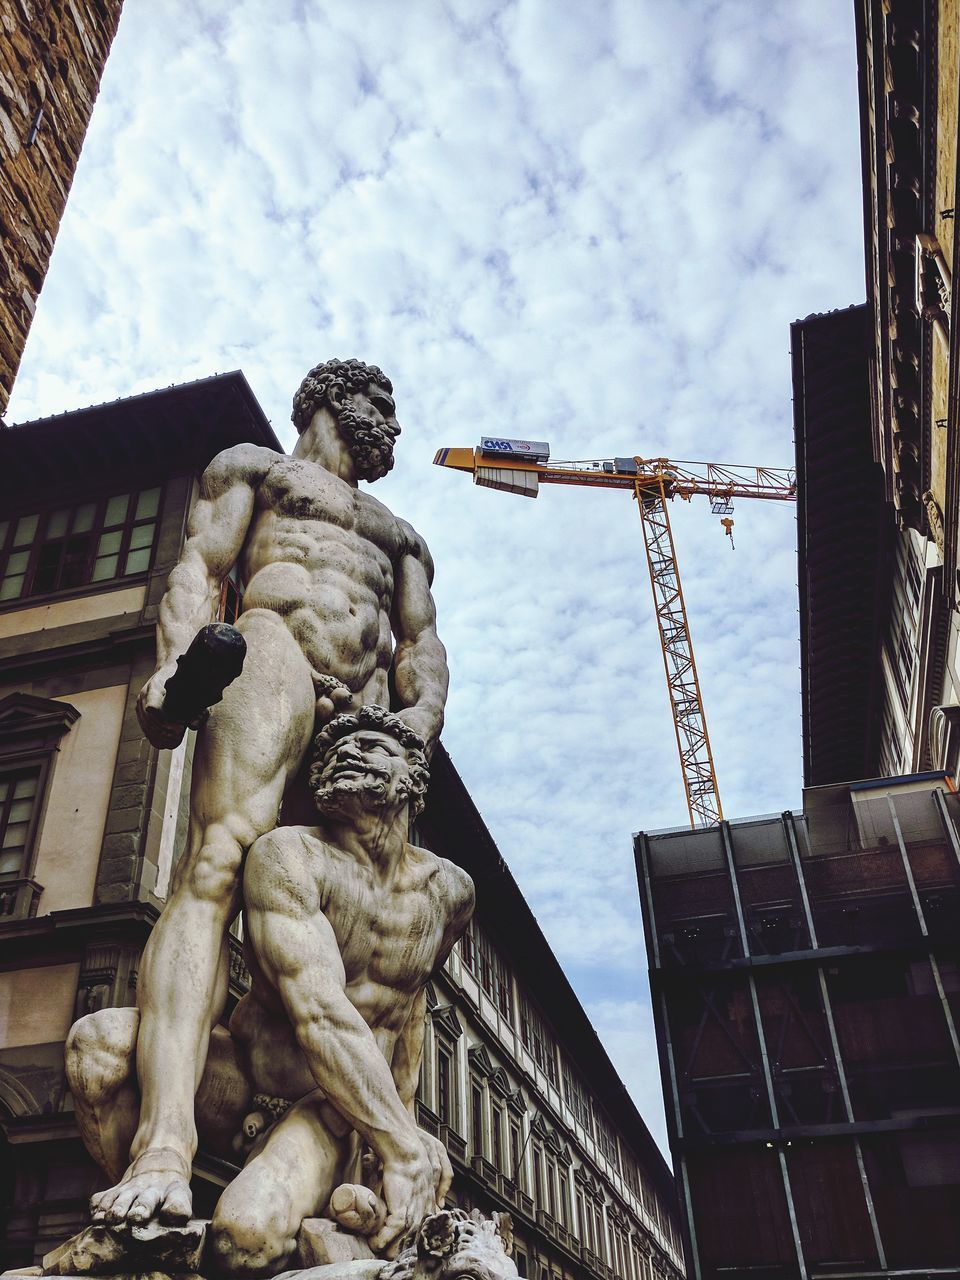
[371,1146,438,1256]
[136,665,202,749]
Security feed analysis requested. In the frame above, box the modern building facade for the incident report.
[0,380,683,1280]
[636,772,960,1279]
[0,0,124,413]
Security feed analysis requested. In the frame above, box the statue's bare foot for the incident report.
[90,1147,192,1225]
[328,1183,385,1236]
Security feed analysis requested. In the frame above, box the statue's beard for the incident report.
[313,769,412,818]
[337,404,396,482]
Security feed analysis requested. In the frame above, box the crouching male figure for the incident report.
[66,707,474,1276]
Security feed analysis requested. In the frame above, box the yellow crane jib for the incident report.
[433,441,797,829]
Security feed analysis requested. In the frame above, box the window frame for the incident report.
[219,562,245,624]
[470,1073,485,1158]
[459,918,516,1026]
[0,755,50,886]
[533,1141,545,1207]
[520,992,560,1087]
[0,694,80,918]
[491,1098,504,1171]
[0,486,164,608]
[437,1041,453,1126]
[509,1117,525,1189]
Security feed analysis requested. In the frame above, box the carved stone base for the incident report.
[40,1220,206,1277]
[296,1220,374,1268]
[22,1206,517,1280]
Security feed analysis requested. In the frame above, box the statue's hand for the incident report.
[418,1128,453,1206]
[137,665,194,749]
[370,1146,435,1257]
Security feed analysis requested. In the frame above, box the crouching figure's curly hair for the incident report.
[309,705,429,818]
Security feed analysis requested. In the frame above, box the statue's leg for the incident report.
[68,1013,252,1190]
[208,1093,348,1279]
[92,609,316,1227]
[66,1008,140,1181]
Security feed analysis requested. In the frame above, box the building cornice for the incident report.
[0,900,159,968]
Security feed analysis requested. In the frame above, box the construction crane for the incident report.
[434,441,797,829]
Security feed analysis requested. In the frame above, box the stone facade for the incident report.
[0,0,123,413]
[798,2,960,785]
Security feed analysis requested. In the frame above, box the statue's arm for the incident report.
[137,444,273,746]
[389,865,473,1205]
[391,523,449,757]
[245,848,434,1248]
[391,863,474,1111]
[391,987,427,1115]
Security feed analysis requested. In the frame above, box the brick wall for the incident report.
[0,0,123,414]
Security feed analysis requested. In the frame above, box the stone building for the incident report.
[794,1,960,785]
[0,0,124,414]
[794,0,960,787]
[0,378,684,1280]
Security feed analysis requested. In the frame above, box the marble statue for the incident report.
[65,705,474,1275]
[71,360,451,1236]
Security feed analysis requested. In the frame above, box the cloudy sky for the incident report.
[9,0,866,1152]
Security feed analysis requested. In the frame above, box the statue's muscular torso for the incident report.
[231,831,472,1105]
[237,450,421,698]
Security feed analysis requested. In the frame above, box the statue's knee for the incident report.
[65,1008,138,1104]
[184,837,245,903]
[208,1201,292,1279]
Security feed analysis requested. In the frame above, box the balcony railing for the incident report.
[439,1123,467,1163]
[536,1209,559,1239]
[470,1154,499,1186]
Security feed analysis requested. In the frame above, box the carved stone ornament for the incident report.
[40,1218,206,1276]
[916,233,952,344]
[29,1210,519,1280]
[922,490,946,557]
[467,1044,495,1078]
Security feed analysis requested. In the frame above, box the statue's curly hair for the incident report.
[310,705,429,818]
[291,358,393,435]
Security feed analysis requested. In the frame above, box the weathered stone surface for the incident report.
[61,363,474,1277]
[40,1219,205,1276]
[39,1275,201,1280]
[296,1220,374,1268]
[0,0,123,411]
[274,1264,382,1280]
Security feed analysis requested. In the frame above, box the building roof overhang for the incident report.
[0,371,284,507]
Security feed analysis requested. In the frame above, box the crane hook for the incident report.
[721,516,735,549]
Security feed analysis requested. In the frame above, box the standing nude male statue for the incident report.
[92,359,449,1227]
[66,706,474,1272]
